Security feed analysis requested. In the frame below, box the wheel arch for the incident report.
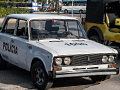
[64,9,68,14]
[79,9,83,13]
[30,57,49,74]
[64,9,68,11]
[87,26,104,41]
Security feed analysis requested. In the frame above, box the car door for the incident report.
[9,19,28,69]
[0,18,17,62]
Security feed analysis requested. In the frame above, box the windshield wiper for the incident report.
[38,32,49,41]
[66,31,80,39]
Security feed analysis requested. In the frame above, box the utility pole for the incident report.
[72,0,74,17]
[46,0,48,4]
[35,0,37,11]
[58,0,59,15]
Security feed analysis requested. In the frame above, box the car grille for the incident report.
[71,54,103,66]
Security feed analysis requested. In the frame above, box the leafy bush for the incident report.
[60,7,61,11]
[51,7,61,12]
[51,8,56,11]
[0,7,29,17]
[0,1,29,17]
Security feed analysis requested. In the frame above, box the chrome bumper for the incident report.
[53,68,119,78]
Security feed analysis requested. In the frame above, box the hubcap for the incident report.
[35,67,45,85]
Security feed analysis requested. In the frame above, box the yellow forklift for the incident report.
[82,0,120,47]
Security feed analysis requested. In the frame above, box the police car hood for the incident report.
[39,39,117,56]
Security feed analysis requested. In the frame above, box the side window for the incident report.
[16,19,28,39]
[2,18,17,35]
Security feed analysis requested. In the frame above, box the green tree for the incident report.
[52,0,58,11]
[37,0,46,3]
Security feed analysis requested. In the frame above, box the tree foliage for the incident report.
[0,7,29,17]
[52,0,58,10]
[37,0,46,3]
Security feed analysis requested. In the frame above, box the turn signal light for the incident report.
[109,64,116,68]
[53,67,62,71]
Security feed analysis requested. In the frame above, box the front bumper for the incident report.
[53,68,119,78]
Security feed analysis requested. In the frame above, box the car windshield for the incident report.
[30,20,86,40]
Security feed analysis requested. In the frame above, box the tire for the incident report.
[79,10,83,14]
[64,9,68,14]
[0,56,7,70]
[90,75,111,83]
[89,35,102,43]
[31,61,53,90]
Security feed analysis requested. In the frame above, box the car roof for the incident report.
[7,14,77,21]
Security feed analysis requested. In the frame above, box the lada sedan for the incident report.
[0,14,119,90]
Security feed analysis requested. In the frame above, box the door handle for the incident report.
[11,40,14,43]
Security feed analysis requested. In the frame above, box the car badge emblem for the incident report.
[88,56,90,62]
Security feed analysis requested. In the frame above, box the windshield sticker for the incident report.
[52,20,57,23]
[3,42,18,55]
[65,43,87,46]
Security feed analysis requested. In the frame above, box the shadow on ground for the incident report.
[0,64,93,90]
[52,77,93,88]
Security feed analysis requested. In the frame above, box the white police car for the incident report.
[0,14,119,90]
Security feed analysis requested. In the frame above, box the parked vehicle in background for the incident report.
[0,14,119,90]
[37,2,42,8]
[37,2,42,11]
[7,3,13,8]
[82,0,120,47]
[42,3,51,12]
[62,0,87,14]
[26,1,38,12]
[7,1,38,13]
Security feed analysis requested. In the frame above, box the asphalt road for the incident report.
[34,12,85,23]
[34,11,85,17]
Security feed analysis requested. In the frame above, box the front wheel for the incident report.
[64,9,68,14]
[89,35,103,44]
[31,61,53,90]
[90,75,111,83]
[79,10,83,14]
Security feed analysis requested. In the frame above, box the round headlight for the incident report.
[55,58,62,66]
[108,56,114,63]
[64,57,71,65]
[102,56,108,63]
